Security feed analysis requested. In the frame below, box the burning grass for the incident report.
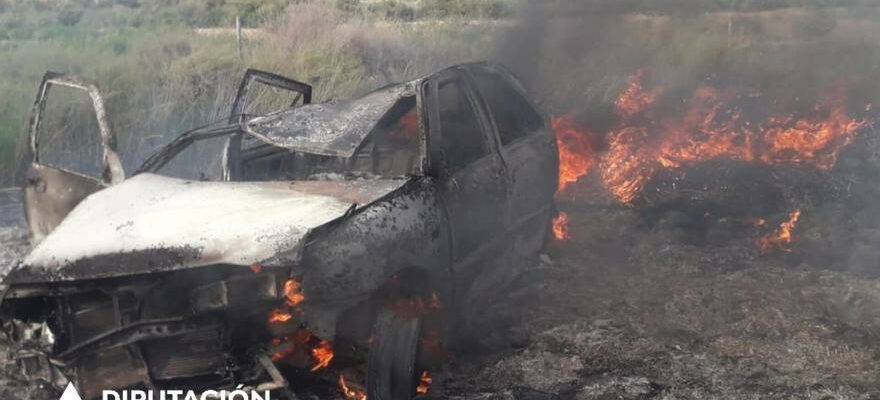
[757,209,802,252]
[553,72,870,205]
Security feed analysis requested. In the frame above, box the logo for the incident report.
[60,383,83,400]
[57,384,271,400]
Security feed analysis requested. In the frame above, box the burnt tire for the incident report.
[367,308,422,400]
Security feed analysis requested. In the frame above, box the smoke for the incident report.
[494,1,880,118]
[492,0,880,277]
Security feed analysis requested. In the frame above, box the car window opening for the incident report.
[157,96,420,182]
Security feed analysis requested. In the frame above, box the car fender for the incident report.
[298,177,451,337]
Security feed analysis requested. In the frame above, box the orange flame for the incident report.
[269,279,334,375]
[271,329,312,362]
[417,371,433,395]
[615,70,661,119]
[268,309,293,324]
[284,279,305,306]
[552,212,569,241]
[553,116,594,193]
[757,210,801,252]
[553,72,869,203]
[339,375,367,400]
[310,340,334,371]
[391,110,420,141]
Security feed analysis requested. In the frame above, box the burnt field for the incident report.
[4,2,880,398]
[4,187,880,399]
[440,207,880,399]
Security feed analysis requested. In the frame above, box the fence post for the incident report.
[235,16,243,63]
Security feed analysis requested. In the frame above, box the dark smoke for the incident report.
[494,0,880,118]
[492,0,880,277]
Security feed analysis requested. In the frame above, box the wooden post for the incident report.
[235,16,243,63]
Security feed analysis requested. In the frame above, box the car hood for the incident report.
[7,173,406,283]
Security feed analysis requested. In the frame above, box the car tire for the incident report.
[367,308,422,400]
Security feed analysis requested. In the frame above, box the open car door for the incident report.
[223,69,312,180]
[23,72,124,243]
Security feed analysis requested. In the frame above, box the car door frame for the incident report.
[222,69,313,181]
[23,72,124,242]
[422,66,512,265]
[464,64,558,230]
[27,72,124,185]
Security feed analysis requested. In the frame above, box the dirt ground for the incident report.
[2,192,880,399]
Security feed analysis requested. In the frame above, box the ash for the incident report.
[439,209,879,399]
[434,135,880,398]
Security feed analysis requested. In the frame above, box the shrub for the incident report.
[58,7,84,26]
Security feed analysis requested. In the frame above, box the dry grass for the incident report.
[0,0,496,185]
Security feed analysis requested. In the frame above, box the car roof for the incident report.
[243,62,512,158]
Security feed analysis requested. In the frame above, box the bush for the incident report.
[335,0,360,13]
[58,7,84,26]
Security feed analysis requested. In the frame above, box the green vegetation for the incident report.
[0,0,507,185]
[2,0,879,186]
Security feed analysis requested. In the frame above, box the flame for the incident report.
[268,309,293,324]
[336,370,429,399]
[268,279,334,375]
[553,72,869,203]
[339,375,367,400]
[270,329,335,372]
[417,371,432,395]
[599,126,656,203]
[284,279,305,306]
[757,210,801,252]
[614,70,660,119]
[552,212,569,241]
[269,279,304,324]
[759,106,864,168]
[271,329,312,362]
[391,110,420,141]
[553,116,595,193]
[310,340,334,371]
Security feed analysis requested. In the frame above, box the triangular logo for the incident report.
[59,382,82,400]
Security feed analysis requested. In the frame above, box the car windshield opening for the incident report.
[152,96,420,182]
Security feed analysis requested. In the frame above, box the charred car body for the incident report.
[0,63,558,399]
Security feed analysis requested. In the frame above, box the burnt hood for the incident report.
[8,174,406,284]
[245,82,415,157]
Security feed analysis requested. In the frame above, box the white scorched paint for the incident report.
[24,174,397,272]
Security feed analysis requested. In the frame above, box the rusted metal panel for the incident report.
[245,83,417,157]
[14,173,407,283]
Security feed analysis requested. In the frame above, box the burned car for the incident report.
[0,63,558,399]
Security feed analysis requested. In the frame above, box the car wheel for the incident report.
[367,308,422,400]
